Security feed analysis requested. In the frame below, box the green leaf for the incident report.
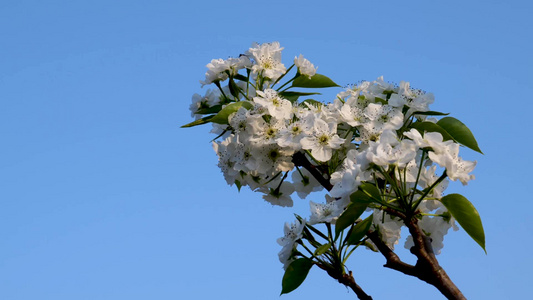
[346,214,373,245]
[292,73,340,88]
[235,180,242,192]
[349,189,372,203]
[314,243,331,256]
[364,240,378,252]
[410,121,454,141]
[279,91,321,103]
[210,101,253,125]
[374,97,387,105]
[195,105,223,115]
[437,117,483,154]
[358,183,383,203]
[228,77,240,98]
[280,258,314,295]
[441,194,486,253]
[233,74,248,81]
[335,200,369,237]
[299,99,323,108]
[181,115,215,128]
[411,111,450,116]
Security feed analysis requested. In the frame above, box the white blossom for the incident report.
[277,219,306,269]
[300,118,345,162]
[309,199,345,225]
[246,42,286,81]
[294,54,317,78]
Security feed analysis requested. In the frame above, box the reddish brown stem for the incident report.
[316,264,372,300]
[292,151,333,190]
[404,217,466,299]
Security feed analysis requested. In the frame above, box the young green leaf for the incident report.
[314,243,331,256]
[279,91,321,103]
[437,117,483,154]
[335,200,368,237]
[411,111,450,116]
[346,214,373,245]
[235,180,242,192]
[228,77,241,98]
[292,74,340,88]
[181,115,215,128]
[233,74,248,81]
[299,99,323,108]
[349,189,373,203]
[410,121,454,141]
[210,101,253,125]
[441,194,486,253]
[195,105,223,115]
[358,183,383,203]
[374,97,387,105]
[280,258,314,295]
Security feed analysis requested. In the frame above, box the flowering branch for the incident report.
[184,41,485,300]
[301,152,464,299]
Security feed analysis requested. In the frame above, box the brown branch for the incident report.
[366,230,418,277]
[316,264,372,300]
[292,151,333,191]
[368,212,466,299]
[293,152,371,299]
[404,217,466,299]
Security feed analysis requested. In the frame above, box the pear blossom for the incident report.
[261,181,295,207]
[188,43,482,276]
[253,144,294,174]
[363,103,404,132]
[277,218,306,269]
[428,143,476,185]
[200,56,252,86]
[291,168,322,199]
[330,163,362,198]
[212,136,240,185]
[308,195,347,225]
[253,89,292,120]
[247,116,283,145]
[419,165,450,200]
[339,100,367,127]
[300,118,345,162]
[189,89,221,118]
[367,130,417,169]
[277,119,313,151]
[294,54,317,78]
[246,42,286,80]
[373,210,403,249]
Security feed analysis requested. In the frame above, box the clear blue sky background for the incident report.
[1,1,532,299]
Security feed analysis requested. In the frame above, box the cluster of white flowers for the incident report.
[188,42,478,266]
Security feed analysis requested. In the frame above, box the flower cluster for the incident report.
[185,42,481,269]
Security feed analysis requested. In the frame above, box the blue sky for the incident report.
[1,0,532,299]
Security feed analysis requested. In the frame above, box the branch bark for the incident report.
[404,217,466,299]
[292,151,333,191]
[315,264,373,300]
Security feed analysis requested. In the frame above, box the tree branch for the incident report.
[292,151,333,191]
[294,152,466,299]
[366,230,418,277]
[315,264,373,300]
[404,217,466,299]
